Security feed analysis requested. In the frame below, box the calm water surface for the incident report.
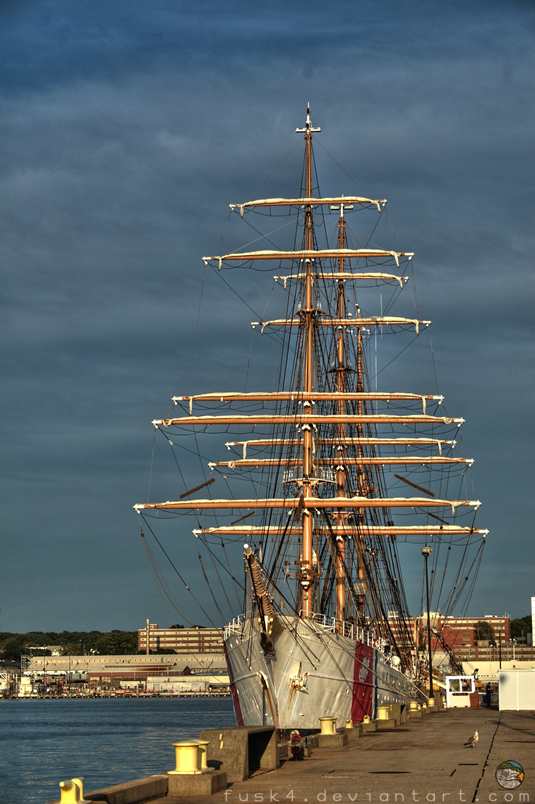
[1,697,235,804]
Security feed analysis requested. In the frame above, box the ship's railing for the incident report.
[225,611,385,651]
[306,612,384,648]
[224,614,247,638]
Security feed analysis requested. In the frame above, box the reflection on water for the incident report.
[0,697,235,804]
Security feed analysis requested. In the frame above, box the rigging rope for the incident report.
[141,517,219,628]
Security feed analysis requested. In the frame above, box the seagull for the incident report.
[464,730,479,748]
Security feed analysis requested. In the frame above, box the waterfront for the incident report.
[0,696,235,804]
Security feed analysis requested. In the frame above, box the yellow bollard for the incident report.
[195,739,211,772]
[363,715,370,724]
[377,706,390,720]
[59,777,90,804]
[409,700,419,711]
[169,741,202,775]
[345,719,353,729]
[319,716,337,735]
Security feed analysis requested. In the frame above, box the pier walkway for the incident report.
[154,708,534,804]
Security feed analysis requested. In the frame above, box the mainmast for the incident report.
[295,105,321,619]
[331,203,367,623]
[334,202,349,624]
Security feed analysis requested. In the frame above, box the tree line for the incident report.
[511,615,532,640]
[0,630,140,661]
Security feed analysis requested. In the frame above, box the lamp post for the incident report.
[422,546,435,706]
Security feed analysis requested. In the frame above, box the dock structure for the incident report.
[49,707,535,802]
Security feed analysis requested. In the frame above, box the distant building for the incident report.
[26,653,228,684]
[137,623,224,654]
[384,612,419,652]
[434,615,511,662]
[387,612,535,665]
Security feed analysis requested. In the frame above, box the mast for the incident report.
[334,202,348,624]
[354,308,368,614]
[295,105,321,619]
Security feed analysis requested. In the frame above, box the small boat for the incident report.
[135,107,487,730]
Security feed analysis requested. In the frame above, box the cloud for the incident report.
[1,0,533,632]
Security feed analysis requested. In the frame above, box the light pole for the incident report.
[422,546,435,706]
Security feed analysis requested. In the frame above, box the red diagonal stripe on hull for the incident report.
[351,643,374,723]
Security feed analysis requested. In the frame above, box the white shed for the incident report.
[498,668,535,710]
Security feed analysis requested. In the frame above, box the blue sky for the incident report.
[1,0,534,633]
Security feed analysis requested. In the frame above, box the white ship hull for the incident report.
[224,615,418,730]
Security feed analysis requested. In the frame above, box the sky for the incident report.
[1,0,534,635]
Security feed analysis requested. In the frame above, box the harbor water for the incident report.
[0,696,235,804]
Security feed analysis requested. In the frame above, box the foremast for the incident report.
[295,105,321,619]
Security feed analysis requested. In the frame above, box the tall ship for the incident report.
[135,108,487,730]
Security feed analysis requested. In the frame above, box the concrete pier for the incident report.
[158,709,534,802]
[50,708,535,803]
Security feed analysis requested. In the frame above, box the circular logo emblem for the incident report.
[496,760,524,789]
